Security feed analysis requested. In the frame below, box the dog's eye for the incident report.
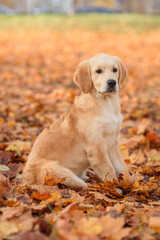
[96,69,102,74]
[113,67,117,73]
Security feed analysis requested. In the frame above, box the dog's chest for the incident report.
[90,103,122,145]
[96,111,122,134]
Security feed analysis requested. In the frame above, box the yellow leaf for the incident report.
[0,118,4,125]
[7,121,16,127]
[5,145,21,156]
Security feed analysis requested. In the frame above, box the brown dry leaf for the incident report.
[76,217,102,235]
[99,215,131,240]
[146,149,160,161]
[40,192,61,205]
[32,192,51,201]
[44,174,65,186]
[0,117,4,126]
[56,218,78,240]
[149,217,160,233]
[94,191,112,203]
[16,231,47,240]
[137,118,151,134]
[58,202,79,218]
[121,135,145,149]
[141,230,155,240]
[0,221,19,237]
[67,189,84,203]
[120,147,129,160]
[31,204,49,213]
[120,167,142,189]
[65,89,76,103]
[0,206,25,221]
[31,184,60,194]
[106,204,125,214]
[0,173,8,188]
[146,131,160,148]
[129,150,146,165]
[74,215,130,240]
[17,210,37,232]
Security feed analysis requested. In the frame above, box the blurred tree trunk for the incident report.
[115,0,160,13]
[0,0,14,8]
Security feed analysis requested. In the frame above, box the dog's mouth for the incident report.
[99,88,116,94]
[106,88,116,93]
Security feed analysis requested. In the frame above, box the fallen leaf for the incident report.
[32,192,51,201]
[0,221,19,237]
[16,231,47,240]
[5,145,21,156]
[137,118,151,134]
[149,217,160,233]
[0,165,9,172]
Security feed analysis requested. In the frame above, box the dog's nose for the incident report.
[107,79,116,87]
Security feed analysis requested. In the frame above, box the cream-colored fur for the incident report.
[23,53,128,189]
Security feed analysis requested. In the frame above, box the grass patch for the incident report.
[0,14,160,33]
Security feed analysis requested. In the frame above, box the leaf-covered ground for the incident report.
[0,15,160,240]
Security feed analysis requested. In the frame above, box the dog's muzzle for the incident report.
[106,79,116,93]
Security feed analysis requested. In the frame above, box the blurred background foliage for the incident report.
[0,14,160,33]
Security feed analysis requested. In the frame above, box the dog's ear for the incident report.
[74,60,92,94]
[114,56,128,88]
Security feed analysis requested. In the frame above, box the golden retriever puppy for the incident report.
[23,53,128,189]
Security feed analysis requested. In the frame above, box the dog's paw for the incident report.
[81,182,88,189]
[66,176,88,189]
[77,178,88,189]
[105,171,118,182]
[80,173,89,181]
[70,181,88,189]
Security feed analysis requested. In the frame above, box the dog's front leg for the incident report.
[108,142,126,175]
[87,143,117,182]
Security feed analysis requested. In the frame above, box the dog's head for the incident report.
[74,53,128,95]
